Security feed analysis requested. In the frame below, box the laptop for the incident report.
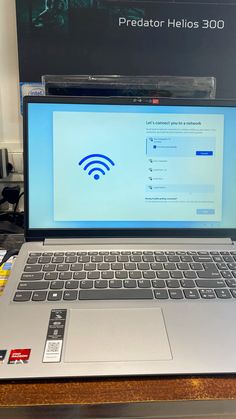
[1,95,236,379]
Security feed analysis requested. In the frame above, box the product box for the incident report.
[15,0,236,99]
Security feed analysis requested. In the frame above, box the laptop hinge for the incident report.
[44,238,234,246]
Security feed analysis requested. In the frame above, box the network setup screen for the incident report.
[53,111,223,222]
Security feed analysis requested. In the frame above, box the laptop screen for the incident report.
[25,97,236,236]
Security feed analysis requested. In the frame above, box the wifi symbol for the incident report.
[78,154,115,180]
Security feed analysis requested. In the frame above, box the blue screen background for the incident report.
[27,102,236,230]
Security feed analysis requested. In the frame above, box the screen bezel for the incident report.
[24,95,236,241]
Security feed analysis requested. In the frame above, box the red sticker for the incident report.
[8,349,31,364]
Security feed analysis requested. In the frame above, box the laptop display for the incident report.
[25,97,236,232]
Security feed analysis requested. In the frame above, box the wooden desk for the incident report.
[1,376,236,418]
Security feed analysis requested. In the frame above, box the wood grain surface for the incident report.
[1,376,236,407]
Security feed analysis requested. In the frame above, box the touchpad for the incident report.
[64,308,172,363]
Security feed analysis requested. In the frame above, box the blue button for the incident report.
[197,209,215,215]
[196,151,213,156]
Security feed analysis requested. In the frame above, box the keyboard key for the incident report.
[164,263,176,270]
[154,290,168,299]
[32,291,47,301]
[90,256,103,263]
[170,271,183,279]
[115,271,127,279]
[21,273,44,281]
[138,280,151,288]
[65,281,79,289]
[65,256,77,263]
[78,256,90,263]
[50,281,64,290]
[129,271,142,279]
[169,289,183,299]
[199,289,215,299]
[180,256,192,262]
[213,256,223,262]
[95,280,108,288]
[80,280,93,289]
[190,263,203,271]
[79,289,153,300]
[18,281,49,290]
[98,263,110,271]
[59,272,72,280]
[130,255,142,262]
[166,280,180,288]
[124,263,136,270]
[181,279,195,288]
[177,263,189,270]
[24,265,42,272]
[104,256,116,262]
[197,271,221,279]
[152,280,165,288]
[150,263,163,270]
[196,280,225,288]
[117,255,129,262]
[84,263,96,271]
[73,272,86,280]
[70,264,83,271]
[168,256,180,262]
[124,280,137,288]
[39,256,51,264]
[221,271,233,279]
[184,271,197,279]
[87,271,100,279]
[44,272,58,280]
[13,292,32,302]
[223,256,234,263]
[63,290,78,301]
[56,264,69,272]
[193,256,212,263]
[155,256,167,262]
[215,289,231,299]
[109,280,122,288]
[143,271,155,279]
[43,264,56,272]
[101,271,114,279]
[226,279,236,287]
[156,271,169,279]
[143,255,154,262]
[47,291,63,301]
[184,289,200,299]
[52,256,64,263]
[230,289,236,298]
[27,257,38,264]
[111,263,123,270]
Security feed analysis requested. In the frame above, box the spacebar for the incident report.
[79,289,154,300]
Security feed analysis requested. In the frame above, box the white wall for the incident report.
[0,0,22,155]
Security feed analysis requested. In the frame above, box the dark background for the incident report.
[15,0,236,98]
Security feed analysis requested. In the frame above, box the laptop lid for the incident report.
[23,96,236,241]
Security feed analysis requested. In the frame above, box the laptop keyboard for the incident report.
[13,250,236,302]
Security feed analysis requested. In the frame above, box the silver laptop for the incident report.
[1,95,236,379]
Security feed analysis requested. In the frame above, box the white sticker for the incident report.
[43,340,62,363]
